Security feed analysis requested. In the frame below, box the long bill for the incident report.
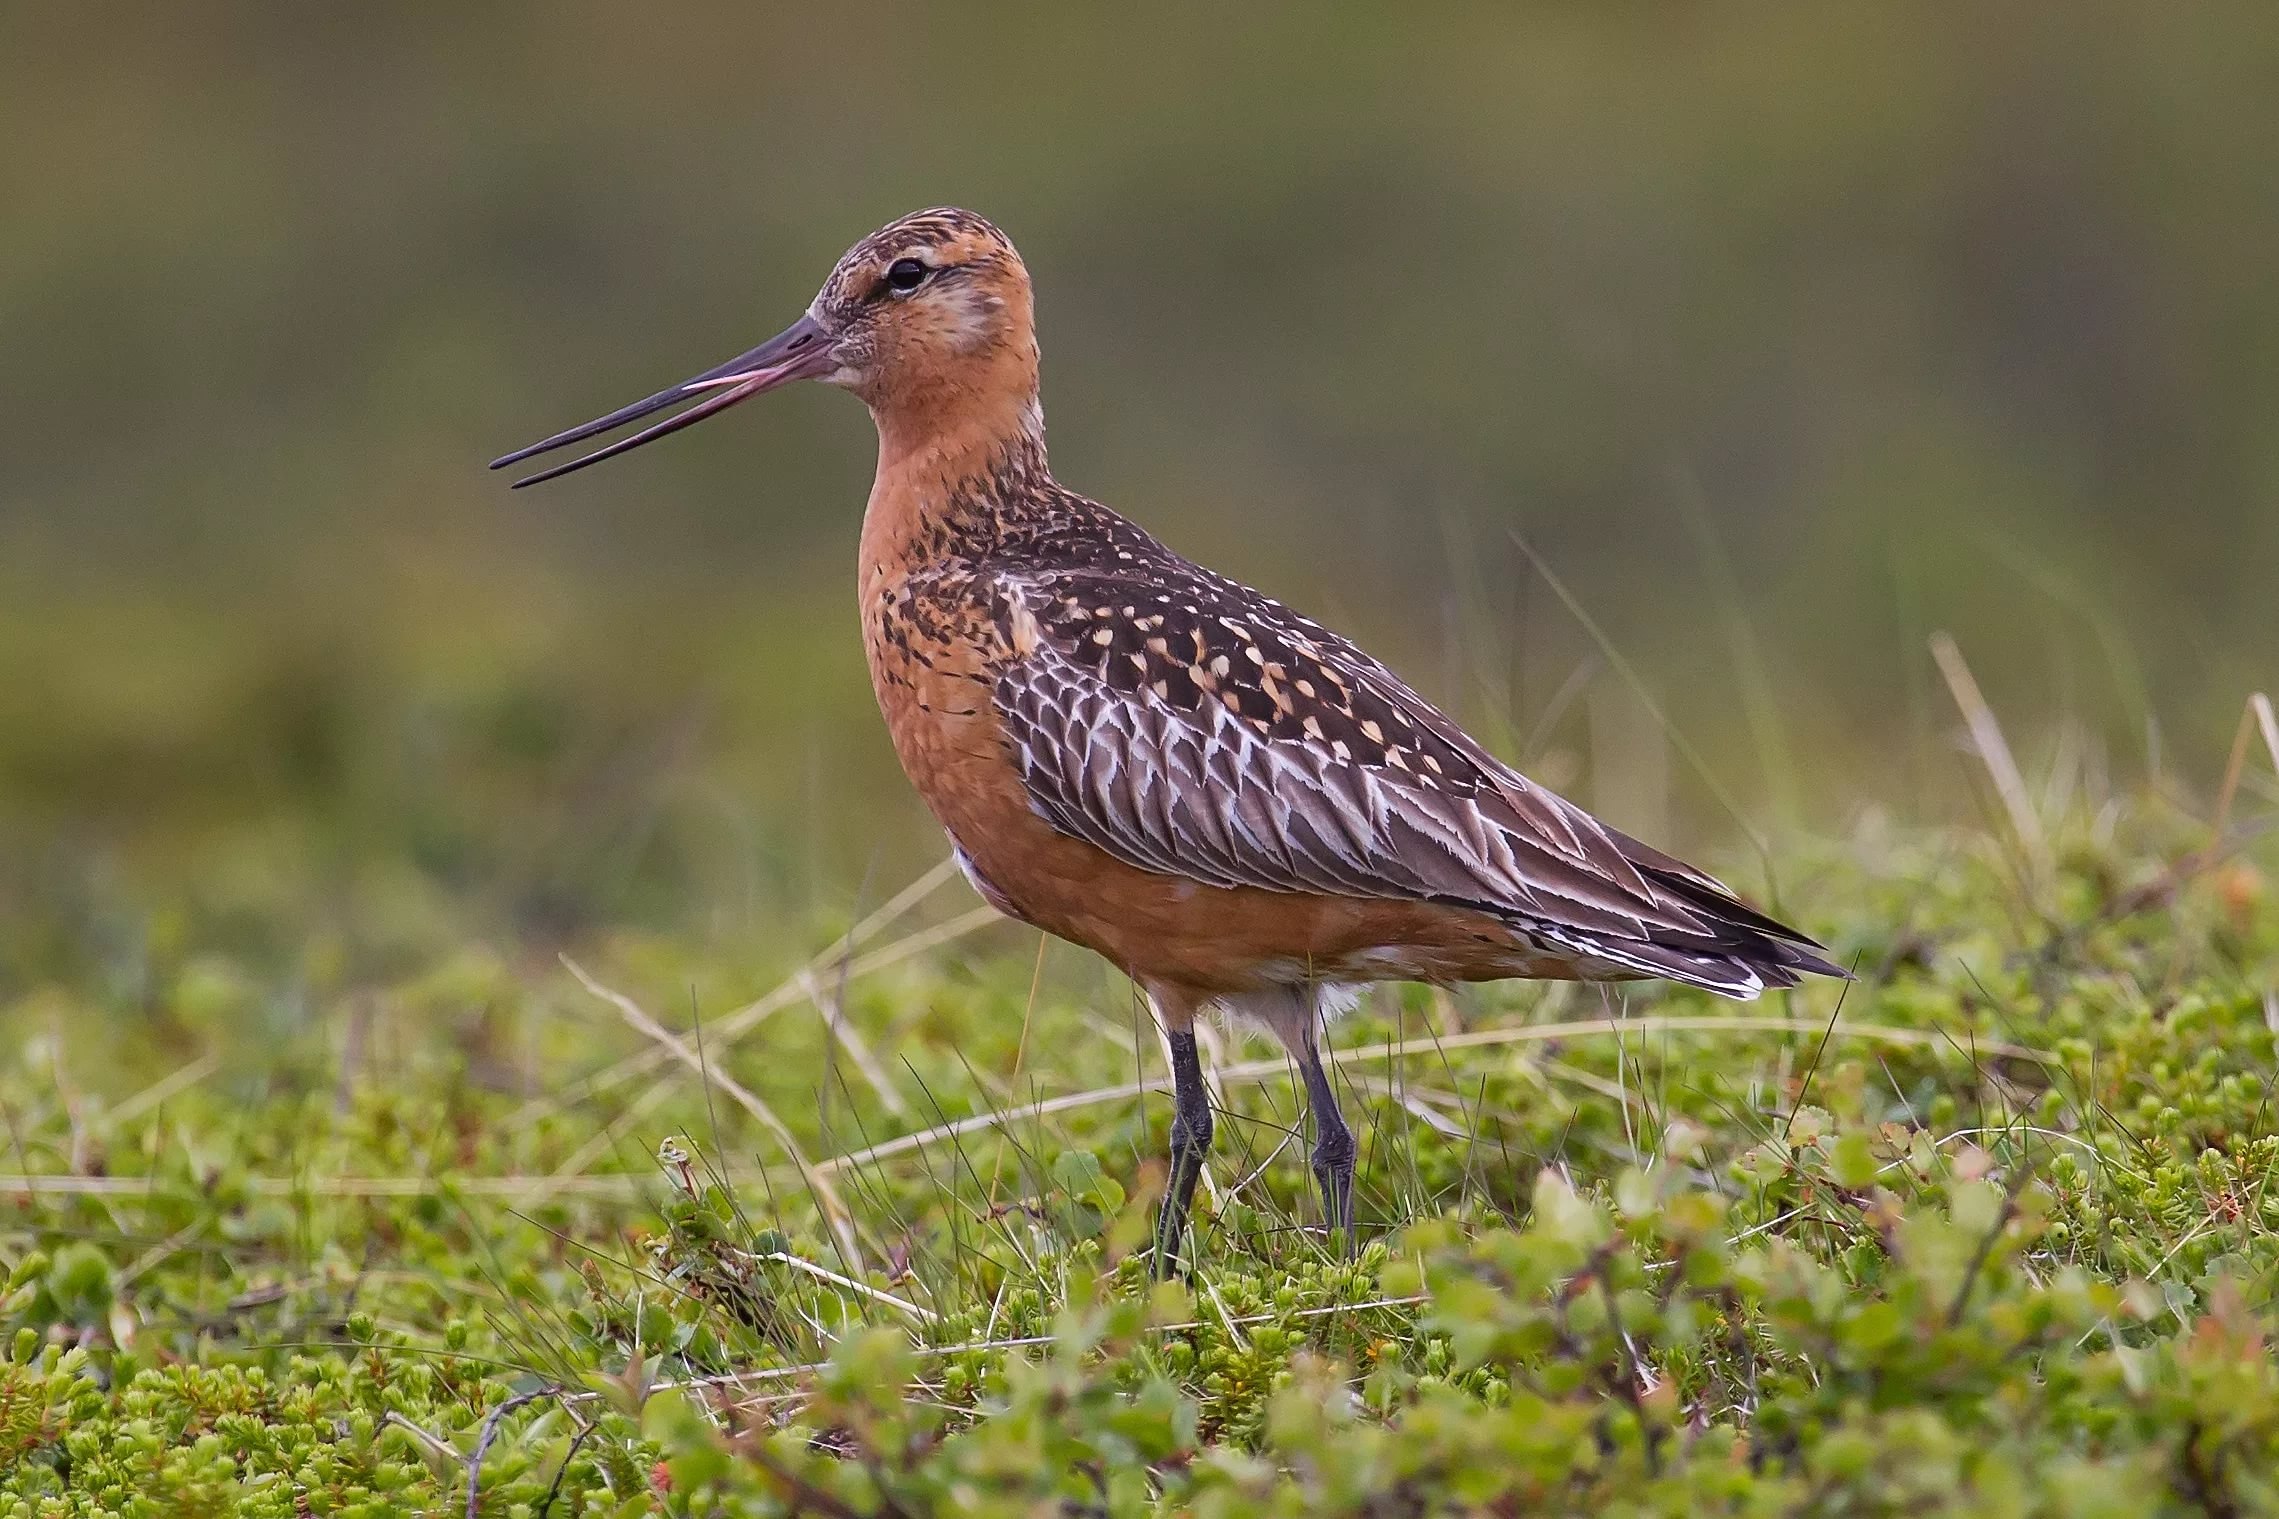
[490,313,834,487]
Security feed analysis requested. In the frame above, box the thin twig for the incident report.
[744,1443,876,1519]
[1009,933,1049,1081]
[798,968,913,1120]
[531,1415,596,1519]
[1511,531,1774,880]
[1346,1075,1468,1138]
[1929,632,2048,872]
[116,1216,210,1288]
[383,1410,462,1465]
[511,860,977,1124]
[1944,1163,2035,1328]
[104,1053,221,1132]
[742,1249,940,1325]
[1781,971,1854,1140]
[2213,692,2279,842]
[467,1387,560,1519]
[1599,1269,1660,1475]
[519,1076,682,1207]
[561,956,866,1272]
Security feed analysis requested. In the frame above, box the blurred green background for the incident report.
[3,3,2274,986]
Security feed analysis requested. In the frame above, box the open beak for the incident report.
[490,313,836,487]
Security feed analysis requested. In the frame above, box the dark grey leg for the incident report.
[1297,1038,1356,1255]
[1152,1029,1213,1278]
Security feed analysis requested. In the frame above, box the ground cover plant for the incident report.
[2,698,2277,1516]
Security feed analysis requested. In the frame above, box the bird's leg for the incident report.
[1293,1022,1357,1257]
[1152,1020,1214,1280]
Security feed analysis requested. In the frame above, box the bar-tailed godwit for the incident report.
[495,208,1842,1273]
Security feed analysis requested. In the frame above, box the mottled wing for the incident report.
[989,564,1828,994]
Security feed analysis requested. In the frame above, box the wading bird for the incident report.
[494,208,1842,1275]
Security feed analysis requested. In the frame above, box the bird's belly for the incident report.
[1042,867,1580,990]
[939,789,1573,992]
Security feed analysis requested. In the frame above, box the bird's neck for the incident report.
[860,387,1052,581]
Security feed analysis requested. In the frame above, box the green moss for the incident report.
[4,794,2278,1512]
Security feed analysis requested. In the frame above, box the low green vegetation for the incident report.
[3,781,2277,1515]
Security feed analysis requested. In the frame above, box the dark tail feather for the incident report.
[1572,833,1850,1000]
[1764,938,1851,984]
[1596,935,1844,1002]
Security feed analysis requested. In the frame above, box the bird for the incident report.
[493,207,1843,1275]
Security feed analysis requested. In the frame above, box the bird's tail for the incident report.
[1565,827,1850,1001]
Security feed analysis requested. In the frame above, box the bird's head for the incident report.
[494,208,1039,486]
[814,208,1038,418]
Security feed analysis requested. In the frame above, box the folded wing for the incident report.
[990,561,1838,997]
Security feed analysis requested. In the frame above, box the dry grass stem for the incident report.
[511,859,979,1126]
[560,955,866,1271]
[1930,632,2049,871]
[797,968,913,1120]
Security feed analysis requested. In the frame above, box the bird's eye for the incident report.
[884,258,929,294]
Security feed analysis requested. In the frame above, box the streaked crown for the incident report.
[811,208,1038,417]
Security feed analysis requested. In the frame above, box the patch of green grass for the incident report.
[3,782,2278,1514]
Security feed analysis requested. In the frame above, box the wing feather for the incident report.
[986,562,1832,990]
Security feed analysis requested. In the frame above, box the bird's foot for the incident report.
[1311,1125,1356,1259]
